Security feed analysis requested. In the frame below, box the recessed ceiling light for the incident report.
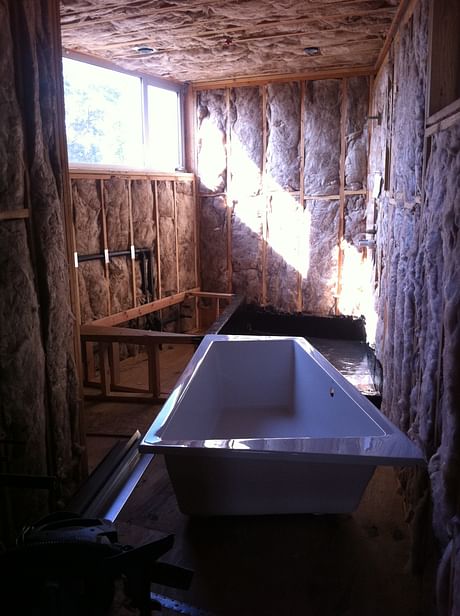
[304,47,321,56]
[133,46,156,54]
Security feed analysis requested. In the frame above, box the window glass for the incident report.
[147,85,181,171]
[63,58,143,166]
[63,57,183,171]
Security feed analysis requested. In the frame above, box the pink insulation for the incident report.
[266,82,300,191]
[265,192,301,312]
[344,195,367,247]
[109,256,133,313]
[131,180,156,248]
[200,195,228,292]
[104,178,130,251]
[231,195,264,302]
[345,76,369,191]
[229,86,263,197]
[303,80,341,196]
[390,2,428,200]
[72,179,102,254]
[158,180,178,296]
[301,199,340,315]
[78,261,109,323]
[176,180,197,292]
[425,125,460,595]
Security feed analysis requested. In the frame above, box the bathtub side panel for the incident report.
[165,454,375,515]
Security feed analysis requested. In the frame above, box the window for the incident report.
[145,85,182,171]
[63,57,183,171]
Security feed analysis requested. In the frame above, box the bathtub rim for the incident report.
[139,335,425,467]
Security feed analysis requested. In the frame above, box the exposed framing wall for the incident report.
[194,75,370,317]
[368,0,460,612]
[70,170,199,331]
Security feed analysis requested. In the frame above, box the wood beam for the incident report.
[173,181,180,293]
[426,97,460,128]
[153,180,162,300]
[184,86,196,173]
[225,88,233,294]
[69,168,193,181]
[298,80,306,313]
[374,0,411,72]
[127,181,137,308]
[336,78,348,315]
[81,324,202,346]
[188,291,235,299]
[90,288,200,327]
[0,209,29,221]
[192,66,374,91]
[425,107,460,137]
[99,179,111,316]
[261,84,268,306]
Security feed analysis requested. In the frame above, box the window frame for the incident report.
[63,50,185,173]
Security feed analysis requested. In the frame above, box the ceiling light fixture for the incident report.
[133,45,156,54]
[303,46,321,56]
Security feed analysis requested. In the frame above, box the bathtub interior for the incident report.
[141,335,425,467]
[160,338,385,441]
[140,335,425,515]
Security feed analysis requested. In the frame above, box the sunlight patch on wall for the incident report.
[338,240,378,344]
[267,192,310,278]
[197,116,226,193]
[229,136,262,199]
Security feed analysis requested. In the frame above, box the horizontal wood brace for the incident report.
[0,209,30,222]
[90,288,200,326]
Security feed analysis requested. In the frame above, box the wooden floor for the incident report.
[84,345,425,616]
[85,344,195,472]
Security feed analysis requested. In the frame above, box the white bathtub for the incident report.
[140,335,424,515]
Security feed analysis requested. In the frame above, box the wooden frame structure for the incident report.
[81,290,235,403]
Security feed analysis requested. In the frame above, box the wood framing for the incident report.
[374,0,411,73]
[298,80,306,313]
[91,289,199,327]
[71,171,198,327]
[428,0,460,116]
[0,209,30,221]
[80,290,234,403]
[192,67,375,91]
[426,97,460,136]
[261,84,268,306]
[98,178,111,316]
[153,180,162,300]
[225,89,233,294]
[184,86,197,173]
[173,181,180,293]
[336,78,348,314]
[127,181,137,307]
[196,75,370,315]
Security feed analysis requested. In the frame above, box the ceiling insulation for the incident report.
[60,0,401,84]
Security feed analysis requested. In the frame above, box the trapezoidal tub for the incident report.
[140,335,425,515]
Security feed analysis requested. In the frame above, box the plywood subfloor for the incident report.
[116,461,423,616]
